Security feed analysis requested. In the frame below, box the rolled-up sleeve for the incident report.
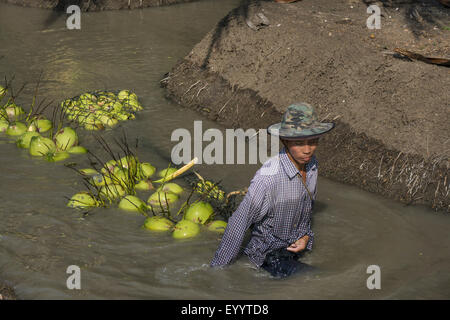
[305,229,314,251]
[210,178,269,267]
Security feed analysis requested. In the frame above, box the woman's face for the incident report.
[282,138,319,165]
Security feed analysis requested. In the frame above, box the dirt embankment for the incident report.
[163,0,450,211]
[0,0,197,11]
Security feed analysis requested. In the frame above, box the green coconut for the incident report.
[55,127,78,151]
[0,119,9,133]
[111,168,133,188]
[99,184,125,199]
[29,136,56,156]
[118,195,147,212]
[118,155,139,171]
[84,123,104,131]
[139,162,156,178]
[32,118,52,133]
[101,116,118,128]
[26,122,38,132]
[91,174,112,187]
[45,151,70,162]
[0,85,7,98]
[16,131,41,148]
[79,168,98,176]
[125,112,136,120]
[207,220,228,233]
[157,167,177,179]
[135,180,154,191]
[147,191,179,208]
[6,122,27,136]
[157,183,184,195]
[68,145,88,154]
[5,104,25,120]
[184,201,214,225]
[112,101,123,113]
[196,180,225,201]
[115,113,129,121]
[127,99,143,111]
[67,192,97,208]
[144,216,174,231]
[117,90,131,101]
[101,159,117,174]
[172,220,200,239]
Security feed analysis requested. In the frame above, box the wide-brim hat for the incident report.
[267,102,335,139]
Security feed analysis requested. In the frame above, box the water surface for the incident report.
[0,1,449,299]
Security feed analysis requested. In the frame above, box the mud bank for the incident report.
[163,0,449,211]
[0,0,197,11]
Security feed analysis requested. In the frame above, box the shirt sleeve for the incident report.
[210,177,270,267]
[305,228,314,251]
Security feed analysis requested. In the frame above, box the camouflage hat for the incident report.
[267,102,335,139]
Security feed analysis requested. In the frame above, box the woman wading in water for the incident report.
[211,103,335,278]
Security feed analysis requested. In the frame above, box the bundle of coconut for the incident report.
[61,90,143,131]
[0,85,88,162]
[68,153,228,239]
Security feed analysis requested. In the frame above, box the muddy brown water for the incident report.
[0,1,449,299]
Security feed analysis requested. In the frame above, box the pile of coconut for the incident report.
[68,154,228,239]
[61,90,143,130]
[0,85,88,162]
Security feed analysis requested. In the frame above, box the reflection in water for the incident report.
[0,1,449,299]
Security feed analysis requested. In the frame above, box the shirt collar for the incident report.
[280,147,317,180]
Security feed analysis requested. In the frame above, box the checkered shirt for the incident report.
[211,147,317,267]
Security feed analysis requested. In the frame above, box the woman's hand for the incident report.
[286,235,309,253]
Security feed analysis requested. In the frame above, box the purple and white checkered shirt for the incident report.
[210,147,317,268]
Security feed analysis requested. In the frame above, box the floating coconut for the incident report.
[118,155,138,172]
[147,191,179,208]
[139,162,155,179]
[196,180,225,201]
[184,201,214,225]
[157,167,177,179]
[6,122,27,136]
[46,151,70,162]
[100,116,118,128]
[157,183,184,195]
[91,174,112,187]
[101,159,117,174]
[68,145,88,154]
[30,118,52,133]
[0,85,7,98]
[4,104,25,121]
[118,195,147,212]
[84,123,104,131]
[99,184,125,199]
[0,119,9,133]
[172,220,200,239]
[207,220,228,233]
[112,168,133,188]
[135,180,154,191]
[16,131,41,148]
[79,168,98,176]
[67,192,97,208]
[117,90,132,101]
[55,127,78,151]
[29,136,56,156]
[144,216,174,231]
